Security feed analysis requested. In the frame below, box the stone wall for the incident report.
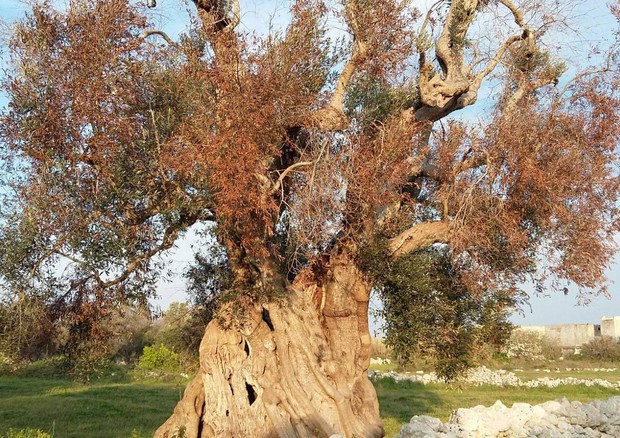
[397,397,620,438]
[370,366,620,389]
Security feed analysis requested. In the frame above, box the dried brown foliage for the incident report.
[1,0,619,317]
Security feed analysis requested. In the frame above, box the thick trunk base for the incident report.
[155,253,382,438]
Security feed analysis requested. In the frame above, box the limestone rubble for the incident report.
[396,396,620,438]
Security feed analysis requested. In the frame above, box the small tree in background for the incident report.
[108,305,153,364]
[364,245,517,379]
[0,294,56,366]
[147,301,210,369]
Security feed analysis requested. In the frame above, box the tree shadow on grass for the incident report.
[373,376,443,420]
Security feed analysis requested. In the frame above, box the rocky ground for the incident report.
[365,365,620,437]
[397,396,620,437]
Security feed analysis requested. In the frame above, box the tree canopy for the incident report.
[2,0,618,312]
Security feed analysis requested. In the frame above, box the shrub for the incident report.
[370,337,391,359]
[504,329,546,360]
[146,302,209,370]
[541,337,563,361]
[137,344,180,372]
[4,429,53,438]
[108,306,152,364]
[0,296,56,365]
[16,356,69,379]
[581,337,620,361]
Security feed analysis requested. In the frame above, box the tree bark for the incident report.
[155,251,382,438]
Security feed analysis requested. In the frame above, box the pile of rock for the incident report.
[464,366,521,386]
[369,366,620,389]
[370,357,392,366]
[397,396,620,437]
[521,376,619,389]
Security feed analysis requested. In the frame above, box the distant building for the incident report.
[601,316,620,339]
[519,316,619,353]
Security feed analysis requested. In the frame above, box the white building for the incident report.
[519,316,619,353]
[601,316,620,339]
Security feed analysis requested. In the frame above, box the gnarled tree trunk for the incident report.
[155,251,383,438]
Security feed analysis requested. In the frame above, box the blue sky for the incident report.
[1,0,619,327]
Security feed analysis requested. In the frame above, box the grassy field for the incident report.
[1,374,619,438]
[0,376,183,438]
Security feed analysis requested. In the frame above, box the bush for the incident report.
[370,337,391,359]
[4,429,53,438]
[581,337,620,361]
[146,302,208,370]
[541,337,563,361]
[0,296,56,364]
[137,344,180,372]
[504,329,546,360]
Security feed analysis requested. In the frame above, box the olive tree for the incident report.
[1,0,619,436]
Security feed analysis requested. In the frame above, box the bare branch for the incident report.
[192,0,240,33]
[270,161,315,196]
[225,0,241,32]
[388,221,451,257]
[56,224,181,289]
[405,156,443,181]
[434,0,477,76]
[413,0,535,122]
[191,0,243,73]
[417,0,446,51]
[498,0,525,27]
[330,42,367,115]
[503,76,557,116]
[51,208,214,289]
[309,0,369,131]
[416,0,445,72]
[553,47,616,109]
[472,31,529,84]
[29,241,64,282]
[140,30,181,49]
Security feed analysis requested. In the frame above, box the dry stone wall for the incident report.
[370,366,620,389]
[397,396,620,438]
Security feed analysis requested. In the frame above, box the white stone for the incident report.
[397,396,620,438]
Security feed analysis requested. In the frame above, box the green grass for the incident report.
[1,374,618,438]
[0,376,183,437]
